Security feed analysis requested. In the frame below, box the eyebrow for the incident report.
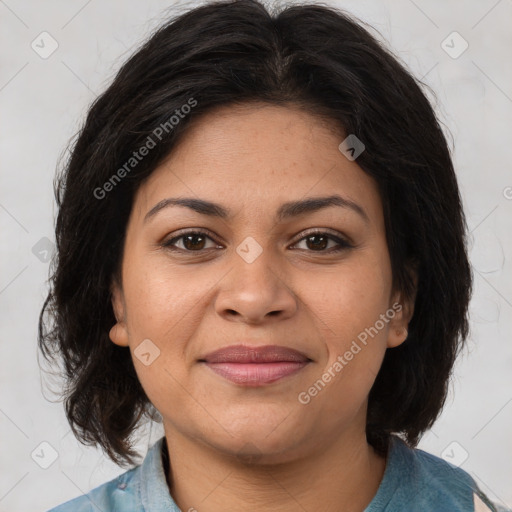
[144,194,369,224]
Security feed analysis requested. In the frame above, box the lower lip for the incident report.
[204,362,308,386]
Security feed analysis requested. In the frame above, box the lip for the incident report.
[200,344,311,386]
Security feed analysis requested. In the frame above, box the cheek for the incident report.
[302,248,392,390]
[122,258,217,370]
[309,251,392,339]
[124,256,197,329]
[120,260,207,416]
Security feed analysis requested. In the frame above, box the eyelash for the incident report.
[161,229,353,254]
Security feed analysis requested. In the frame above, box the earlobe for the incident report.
[387,266,418,348]
[387,324,409,348]
[109,323,129,347]
[386,292,415,349]
[109,280,129,347]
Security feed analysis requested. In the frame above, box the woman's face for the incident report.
[110,103,412,463]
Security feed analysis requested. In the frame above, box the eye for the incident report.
[161,229,353,254]
[291,230,353,253]
[162,230,222,252]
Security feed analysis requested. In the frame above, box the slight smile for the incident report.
[199,344,312,386]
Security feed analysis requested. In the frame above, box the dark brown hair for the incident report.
[38,0,472,467]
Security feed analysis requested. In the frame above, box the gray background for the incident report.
[0,0,511,510]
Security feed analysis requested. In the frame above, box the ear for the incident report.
[386,269,417,349]
[109,278,129,347]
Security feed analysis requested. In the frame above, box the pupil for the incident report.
[184,234,205,250]
[307,235,327,250]
[181,234,329,251]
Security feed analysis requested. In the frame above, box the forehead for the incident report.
[131,103,382,225]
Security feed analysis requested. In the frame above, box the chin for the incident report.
[206,421,309,465]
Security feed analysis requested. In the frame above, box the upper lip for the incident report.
[200,344,311,364]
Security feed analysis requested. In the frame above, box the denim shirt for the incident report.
[47,435,508,512]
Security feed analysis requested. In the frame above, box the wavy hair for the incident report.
[38,0,472,466]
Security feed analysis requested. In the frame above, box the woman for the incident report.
[39,1,507,510]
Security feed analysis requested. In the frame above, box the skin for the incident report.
[109,102,415,512]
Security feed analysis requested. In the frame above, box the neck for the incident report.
[162,427,387,512]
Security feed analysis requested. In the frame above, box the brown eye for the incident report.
[162,231,220,252]
[305,234,329,251]
[182,233,207,250]
[292,231,352,253]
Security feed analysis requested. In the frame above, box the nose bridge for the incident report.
[234,235,279,288]
[214,235,297,322]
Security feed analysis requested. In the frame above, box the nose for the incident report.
[214,244,298,325]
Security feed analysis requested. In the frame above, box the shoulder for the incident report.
[386,436,505,511]
[413,444,477,497]
[45,437,177,512]
[45,465,141,512]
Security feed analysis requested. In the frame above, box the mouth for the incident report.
[199,344,312,386]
